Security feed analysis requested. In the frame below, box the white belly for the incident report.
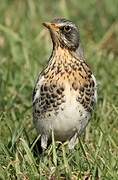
[35,84,91,141]
[52,92,90,140]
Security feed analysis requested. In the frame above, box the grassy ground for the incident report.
[0,0,118,179]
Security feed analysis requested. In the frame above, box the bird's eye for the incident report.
[62,26,71,33]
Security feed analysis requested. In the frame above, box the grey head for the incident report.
[43,18,80,51]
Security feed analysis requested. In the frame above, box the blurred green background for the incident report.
[0,0,118,179]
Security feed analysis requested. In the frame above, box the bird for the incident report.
[32,18,97,151]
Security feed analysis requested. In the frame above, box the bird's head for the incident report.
[43,18,80,51]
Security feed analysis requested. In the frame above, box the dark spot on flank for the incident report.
[43,105,48,110]
[55,66,62,75]
[80,113,83,117]
[41,85,43,91]
[88,69,92,74]
[56,88,62,95]
[91,100,95,106]
[50,99,55,103]
[50,80,53,83]
[85,91,90,96]
[84,83,88,88]
[41,96,44,100]
[41,101,45,105]
[79,86,84,92]
[36,110,40,114]
[52,84,56,88]
[51,93,58,98]
[74,77,77,81]
[54,106,59,111]
[61,72,65,76]
[53,102,57,108]
[64,66,69,73]
[45,99,50,105]
[88,74,91,78]
[54,111,59,115]
[79,91,84,96]
[61,99,66,103]
[78,67,82,71]
[85,96,90,101]
[87,107,92,112]
[49,85,54,92]
[44,86,48,91]
[72,82,78,91]
[40,91,45,96]
[71,64,77,71]
[57,101,62,105]
[61,94,65,98]
[60,87,64,91]
[48,108,53,112]
[76,96,81,102]
[34,98,38,105]
[91,80,95,87]
[86,88,91,92]
[67,74,69,79]
[81,99,84,105]
[46,93,51,99]
[79,73,84,78]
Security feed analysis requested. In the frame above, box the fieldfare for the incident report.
[32,18,97,151]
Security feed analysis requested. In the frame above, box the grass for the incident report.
[0,0,118,179]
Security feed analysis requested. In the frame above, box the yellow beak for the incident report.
[42,22,59,31]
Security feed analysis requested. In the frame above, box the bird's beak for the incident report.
[42,22,59,31]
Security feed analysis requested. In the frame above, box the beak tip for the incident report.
[42,22,46,26]
[42,22,49,29]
